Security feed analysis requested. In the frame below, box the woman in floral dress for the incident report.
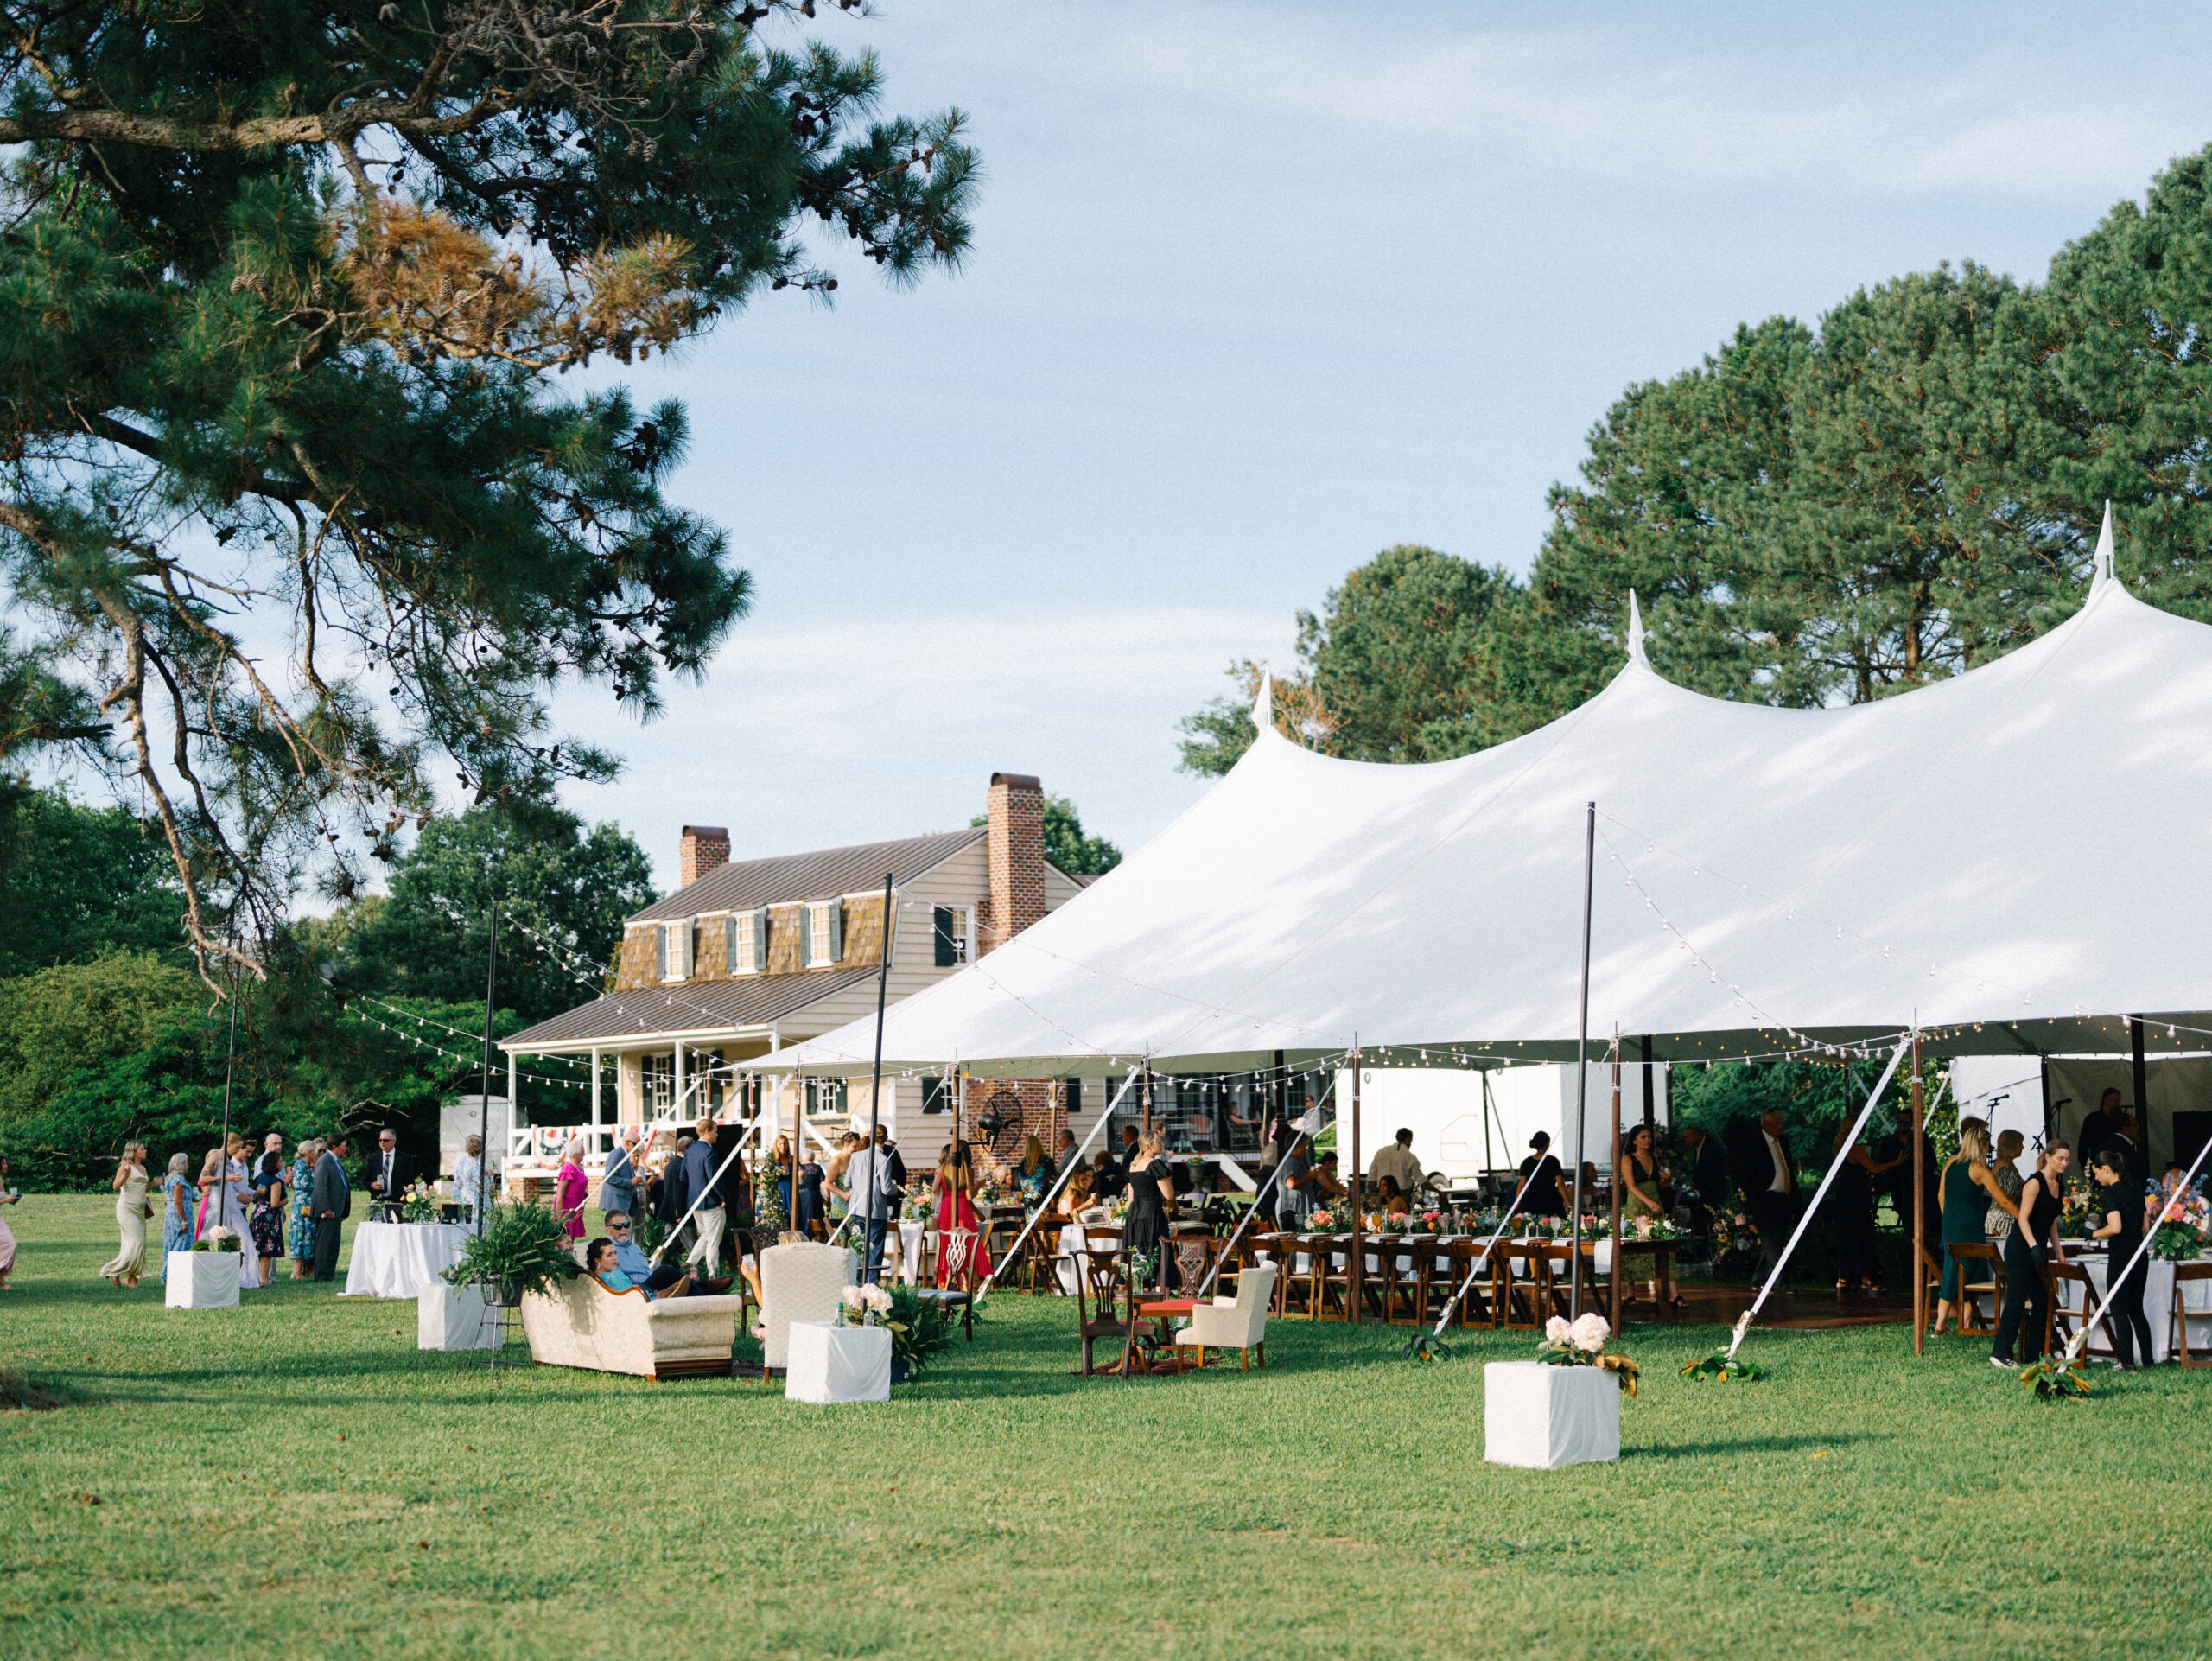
[285,1142,317,1278]
[160,1153,199,1282]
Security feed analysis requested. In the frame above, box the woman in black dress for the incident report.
[2088,1147,2153,1369]
[1518,1131,1568,1220]
[1992,1142,2069,1365]
[1122,1130,1176,1291]
[1830,1123,1884,1297]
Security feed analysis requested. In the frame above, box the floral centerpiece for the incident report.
[2152,1189,2209,1262]
[399,1179,442,1224]
[1419,1207,1446,1232]
[1307,1207,1349,1235]
[1537,1313,1639,1395]
[975,1174,1010,1207]
[2058,1175,2101,1241]
[836,1282,895,1327]
[1622,1213,1688,1243]
[193,1224,243,1254]
[899,1186,935,1224]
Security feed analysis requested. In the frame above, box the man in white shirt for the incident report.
[1749,1110,1797,1297]
[1368,1128,1424,1211]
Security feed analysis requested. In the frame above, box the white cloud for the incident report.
[551,601,1293,887]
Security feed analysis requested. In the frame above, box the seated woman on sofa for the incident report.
[589,1221,692,1300]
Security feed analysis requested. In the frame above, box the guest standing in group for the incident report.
[1121,1131,1177,1291]
[1369,1128,1424,1214]
[555,1137,589,1243]
[220,1135,264,1289]
[194,1147,226,1237]
[845,1130,894,1282]
[597,1126,641,1227]
[1931,1120,2015,1335]
[933,1141,994,1285]
[0,1156,17,1290]
[1268,1120,1312,1231]
[1830,1123,1885,1298]
[1992,1142,2070,1367]
[452,1135,493,1231]
[250,1145,286,1288]
[1986,1130,2026,1249]
[2087,1148,2154,1368]
[310,1136,351,1282]
[162,1152,200,1280]
[825,1132,861,1234]
[2076,1088,2125,1179]
[286,1140,319,1277]
[1742,1111,1799,1299]
[795,1149,827,1239]
[1616,1123,1680,1309]
[100,1141,153,1289]
[680,1119,726,1276]
[366,1127,418,1222]
[1518,1131,1569,1220]
[755,1133,792,1242]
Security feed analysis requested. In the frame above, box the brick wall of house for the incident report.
[963,1079,1065,1180]
[977,772,1046,958]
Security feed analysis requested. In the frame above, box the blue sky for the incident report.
[550,1,2212,889]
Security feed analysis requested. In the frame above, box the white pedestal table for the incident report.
[342,1221,474,1299]
[785,1321,892,1403]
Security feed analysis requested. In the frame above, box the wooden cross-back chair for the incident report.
[1073,1247,1137,1378]
[1945,1242,2005,1336]
[916,1227,980,1342]
[1497,1245,1550,1330]
[2174,1261,2212,1368]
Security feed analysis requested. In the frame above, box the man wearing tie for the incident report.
[365,1129,416,1221]
[1748,1110,1797,1298]
[599,1126,642,1225]
[311,1136,353,1281]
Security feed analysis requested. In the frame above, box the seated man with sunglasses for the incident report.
[597,1212,694,1298]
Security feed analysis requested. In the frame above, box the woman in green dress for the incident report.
[1930,1119,2016,1334]
[285,1142,317,1278]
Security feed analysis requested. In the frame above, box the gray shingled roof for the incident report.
[505,966,879,1048]
[627,826,985,924]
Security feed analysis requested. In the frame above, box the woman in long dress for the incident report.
[1931,1118,2014,1335]
[193,1147,225,1236]
[285,1142,317,1276]
[250,1146,285,1284]
[160,1153,199,1281]
[0,1156,18,1290]
[555,1137,589,1242]
[220,1139,263,1289]
[933,1140,993,1287]
[100,1141,153,1288]
[1121,1130,1175,1292]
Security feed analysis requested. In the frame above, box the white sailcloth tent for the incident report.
[765,515,2212,1079]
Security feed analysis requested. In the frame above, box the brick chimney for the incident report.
[979,773,1045,955]
[677,825,729,888]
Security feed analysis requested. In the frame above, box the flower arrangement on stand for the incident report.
[1419,1207,1446,1232]
[1537,1313,1638,1395]
[193,1225,243,1254]
[399,1179,442,1224]
[836,1282,895,1327]
[1624,1214,1688,1243]
[899,1187,935,1224]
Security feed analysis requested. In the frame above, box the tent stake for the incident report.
[1570,800,1595,1319]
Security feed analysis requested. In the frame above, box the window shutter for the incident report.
[753,907,769,971]
[799,903,813,965]
[680,920,694,977]
[829,901,844,963]
[1067,1079,1084,1120]
[654,925,667,980]
[723,913,737,971]
[934,905,955,967]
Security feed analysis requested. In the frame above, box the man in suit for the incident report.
[311,1135,352,1281]
[598,1126,642,1225]
[1742,1110,1797,1297]
[1679,1124,1730,1256]
[2076,1088,2124,1177]
[365,1128,417,1221]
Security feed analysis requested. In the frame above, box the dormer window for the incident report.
[800,899,843,968]
[658,920,693,982]
[725,908,766,975]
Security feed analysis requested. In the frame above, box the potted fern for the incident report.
[442,1202,577,1307]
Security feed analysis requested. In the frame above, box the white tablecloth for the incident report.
[786,1321,891,1403]
[341,1221,473,1299]
[2061,1254,2212,1364]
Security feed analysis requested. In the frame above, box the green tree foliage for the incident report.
[973,795,1123,877]
[0,951,201,1122]
[1185,143,2212,765]
[342,801,656,1024]
[0,2,977,978]
[1043,796,1121,877]
[0,782,185,975]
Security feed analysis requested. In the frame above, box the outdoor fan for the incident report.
[976,1091,1025,1158]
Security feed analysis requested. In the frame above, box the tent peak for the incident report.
[1626,590,1649,666]
[2091,500,2115,592]
[1250,670,1274,734]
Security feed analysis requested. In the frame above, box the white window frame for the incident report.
[661,920,691,982]
[805,900,839,968]
[727,910,760,977]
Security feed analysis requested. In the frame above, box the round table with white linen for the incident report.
[341,1221,474,1299]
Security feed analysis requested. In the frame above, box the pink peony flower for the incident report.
[1569,1312,1611,1353]
[1544,1315,1573,1346]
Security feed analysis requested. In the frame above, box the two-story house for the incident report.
[500,773,1091,1168]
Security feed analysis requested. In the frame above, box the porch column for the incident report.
[674,1040,686,1120]
[591,1046,604,1130]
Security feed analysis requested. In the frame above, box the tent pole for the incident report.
[1480,1068,1495,1182]
[1570,799,1595,1320]
[1640,1034,1655,1128]
[2131,1015,2149,1158]
[478,902,499,1219]
[1911,1025,1925,1358]
[1349,1040,1362,1325]
[1608,1032,1623,1333]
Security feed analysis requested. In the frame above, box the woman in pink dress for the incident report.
[933,1140,992,1287]
[556,1137,589,1242]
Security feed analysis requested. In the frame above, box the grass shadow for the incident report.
[1633,1431,1897,1459]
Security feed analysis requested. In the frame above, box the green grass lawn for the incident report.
[3,1193,2208,1661]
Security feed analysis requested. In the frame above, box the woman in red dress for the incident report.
[934,1140,992,1286]
[555,1136,589,1242]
